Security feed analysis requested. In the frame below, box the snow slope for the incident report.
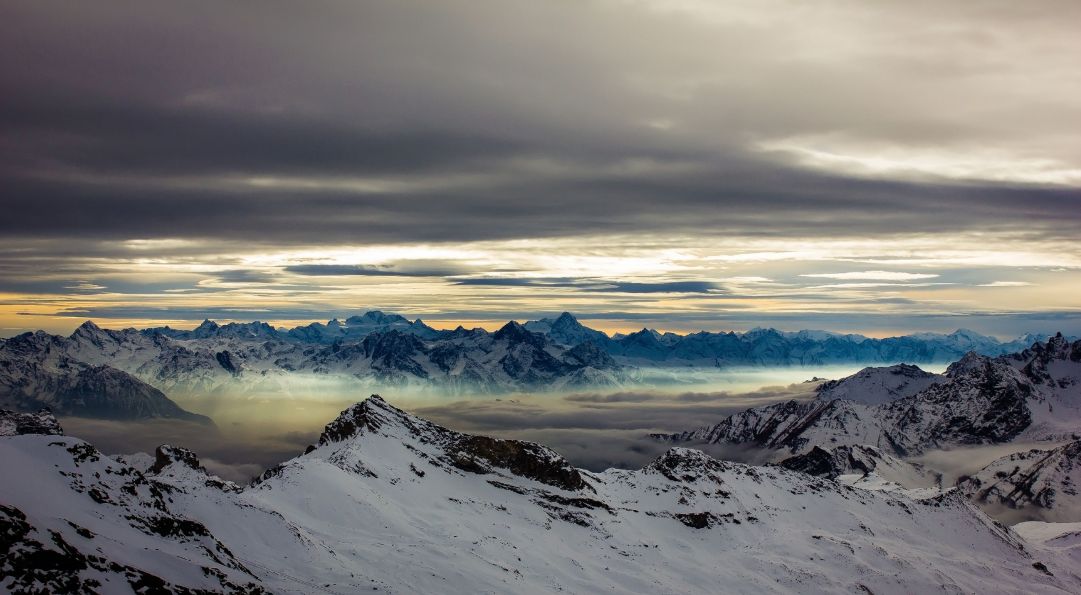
[2,402,1080,593]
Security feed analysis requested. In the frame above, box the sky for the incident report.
[3,0,1080,338]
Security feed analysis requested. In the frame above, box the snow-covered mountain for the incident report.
[0,328,209,422]
[3,402,1078,593]
[814,363,944,405]
[3,318,630,397]
[523,311,610,347]
[659,334,1081,458]
[596,324,1057,367]
[958,440,1081,522]
[1,312,1069,399]
[657,335,1081,520]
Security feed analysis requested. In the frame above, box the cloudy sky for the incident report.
[3,0,1080,338]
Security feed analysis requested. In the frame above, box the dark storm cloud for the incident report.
[455,278,723,294]
[2,0,1081,246]
[211,270,279,284]
[287,262,469,277]
[43,306,334,321]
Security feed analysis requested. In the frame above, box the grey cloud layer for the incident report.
[3,0,1081,245]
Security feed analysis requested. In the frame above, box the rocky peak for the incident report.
[645,447,728,483]
[622,328,664,347]
[74,320,102,334]
[319,395,417,444]
[494,321,546,348]
[151,444,204,474]
[1037,332,1074,359]
[189,319,221,339]
[945,351,994,378]
[0,409,64,436]
[70,320,113,344]
[317,396,587,490]
[553,311,576,322]
[195,319,219,332]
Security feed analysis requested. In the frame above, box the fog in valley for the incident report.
[59,364,933,482]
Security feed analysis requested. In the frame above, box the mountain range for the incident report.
[0,311,1066,420]
[2,400,1079,593]
[658,334,1081,522]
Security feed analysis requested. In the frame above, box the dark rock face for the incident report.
[215,351,240,376]
[779,446,845,478]
[563,340,618,369]
[493,321,548,349]
[646,448,730,484]
[0,409,64,436]
[361,331,429,379]
[958,440,1081,514]
[318,396,587,491]
[779,445,881,479]
[151,445,205,474]
[450,435,586,492]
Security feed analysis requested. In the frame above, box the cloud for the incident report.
[454,277,723,294]
[800,271,940,281]
[1,0,1081,337]
[2,0,1080,248]
[978,281,1032,287]
[286,262,469,277]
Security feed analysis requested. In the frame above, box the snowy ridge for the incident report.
[3,400,1079,593]
[815,363,943,405]
[958,440,1081,522]
[660,335,1081,457]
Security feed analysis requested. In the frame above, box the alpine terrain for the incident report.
[2,400,1079,594]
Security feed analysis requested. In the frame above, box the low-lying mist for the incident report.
[60,365,859,482]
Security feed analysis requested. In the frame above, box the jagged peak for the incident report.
[316,396,587,490]
[151,444,204,474]
[646,447,727,480]
[70,320,113,342]
[0,409,64,436]
[75,319,102,332]
[494,320,544,346]
[318,395,416,444]
[552,311,579,325]
[945,350,994,377]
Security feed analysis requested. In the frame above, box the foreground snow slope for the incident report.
[3,402,1080,593]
